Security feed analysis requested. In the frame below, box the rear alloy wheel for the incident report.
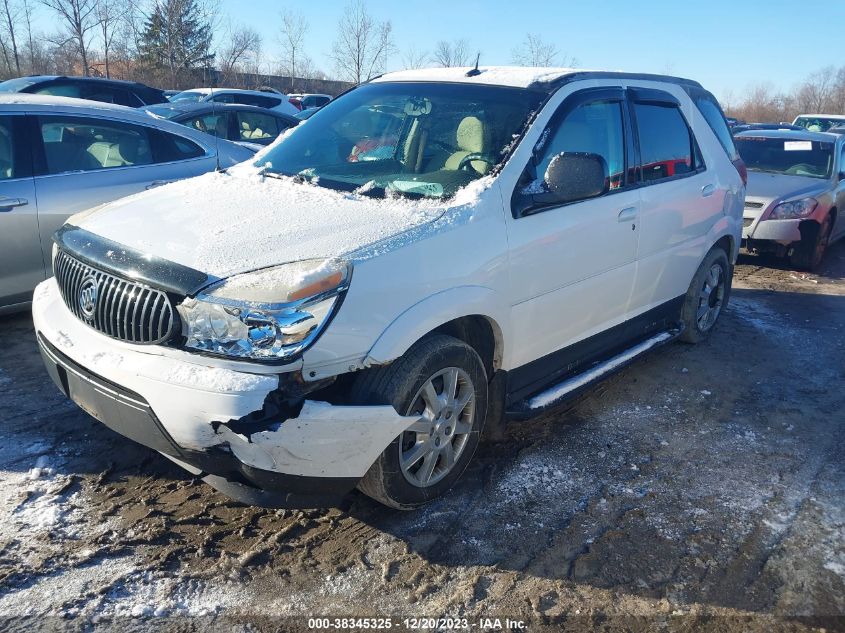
[351,334,487,509]
[680,247,731,344]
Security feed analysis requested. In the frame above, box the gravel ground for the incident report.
[1,243,843,632]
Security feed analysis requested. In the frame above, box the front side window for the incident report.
[169,91,206,103]
[634,103,699,181]
[534,100,625,192]
[734,136,833,179]
[257,81,544,199]
[182,112,230,139]
[39,117,153,175]
[236,111,280,143]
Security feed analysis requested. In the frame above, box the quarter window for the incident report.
[532,100,626,194]
[633,103,698,181]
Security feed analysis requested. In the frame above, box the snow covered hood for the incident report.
[68,167,482,279]
[374,66,584,89]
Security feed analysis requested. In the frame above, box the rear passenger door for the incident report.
[505,88,641,399]
[626,88,725,318]
[32,115,216,271]
[0,114,40,309]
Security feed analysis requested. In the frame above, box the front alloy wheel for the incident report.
[351,334,488,509]
[400,367,475,487]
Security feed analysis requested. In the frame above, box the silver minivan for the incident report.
[0,95,253,314]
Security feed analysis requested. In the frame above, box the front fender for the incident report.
[365,285,509,367]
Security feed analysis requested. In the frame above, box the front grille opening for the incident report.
[54,249,178,345]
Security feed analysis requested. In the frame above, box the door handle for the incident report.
[145,180,173,190]
[0,197,28,211]
[701,184,715,197]
[618,207,638,222]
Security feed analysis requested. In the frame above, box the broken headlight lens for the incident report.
[177,259,350,361]
[769,197,817,219]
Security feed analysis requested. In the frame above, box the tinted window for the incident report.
[634,103,697,181]
[534,100,625,193]
[150,130,205,162]
[33,82,82,98]
[210,93,235,104]
[695,95,739,161]
[0,117,15,179]
[236,111,281,143]
[39,117,153,174]
[235,94,281,108]
[181,112,230,139]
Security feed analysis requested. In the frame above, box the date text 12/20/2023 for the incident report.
[306,617,527,630]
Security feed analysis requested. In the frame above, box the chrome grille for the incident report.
[54,249,176,345]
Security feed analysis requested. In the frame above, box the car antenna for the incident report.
[210,86,222,172]
[465,54,482,77]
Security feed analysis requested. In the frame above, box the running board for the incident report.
[506,326,683,420]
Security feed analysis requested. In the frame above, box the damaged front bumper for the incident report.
[32,278,416,507]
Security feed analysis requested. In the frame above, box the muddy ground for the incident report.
[1,244,843,633]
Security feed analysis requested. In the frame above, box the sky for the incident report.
[30,0,831,101]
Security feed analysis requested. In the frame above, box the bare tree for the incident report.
[432,38,468,67]
[22,0,35,71]
[218,23,260,85]
[795,66,837,114]
[330,0,394,84]
[278,9,306,90]
[511,33,575,67]
[402,45,428,69]
[39,0,99,75]
[95,0,127,77]
[1,0,21,74]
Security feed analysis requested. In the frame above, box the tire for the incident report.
[350,334,488,509]
[791,215,832,271]
[679,246,731,344]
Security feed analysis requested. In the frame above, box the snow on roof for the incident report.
[374,66,585,89]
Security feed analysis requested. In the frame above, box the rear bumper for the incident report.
[38,335,357,507]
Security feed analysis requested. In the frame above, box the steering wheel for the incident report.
[785,163,817,175]
[457,153,497,173]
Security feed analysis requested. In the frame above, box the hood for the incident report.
[69,168,461,279]
[745,171,829,206]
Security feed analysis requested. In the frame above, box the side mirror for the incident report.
[544,152,608,204]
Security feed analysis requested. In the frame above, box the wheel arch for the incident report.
[365,286,508,376]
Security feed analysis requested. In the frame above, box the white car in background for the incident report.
[169,88,299,116]
[33,67,744,509]
[793,114,845,133]
[0,94,254,314]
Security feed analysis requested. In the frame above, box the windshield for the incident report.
[169,90,206,103]
[256,81,544,199]
[793,116,845,132]
[736,136,834,178]
[0,77,41,92]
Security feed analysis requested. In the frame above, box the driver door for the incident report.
[504,87,641,399]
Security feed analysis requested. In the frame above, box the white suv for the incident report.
[33,67,745,509]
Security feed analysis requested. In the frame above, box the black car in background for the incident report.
[0,75,168,106]
[143,102,299,148]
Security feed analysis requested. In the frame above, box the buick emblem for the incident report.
[78,277,99,319]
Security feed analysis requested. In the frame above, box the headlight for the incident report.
[769,197,817,219]
[177,259,350,361]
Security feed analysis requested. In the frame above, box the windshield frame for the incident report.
[254,80,549,200]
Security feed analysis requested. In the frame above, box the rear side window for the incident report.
[181,112,230,139]
[38,116,153,175]
[633,103,699,182]
[695,95,739,161]
[236,111,281,144]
